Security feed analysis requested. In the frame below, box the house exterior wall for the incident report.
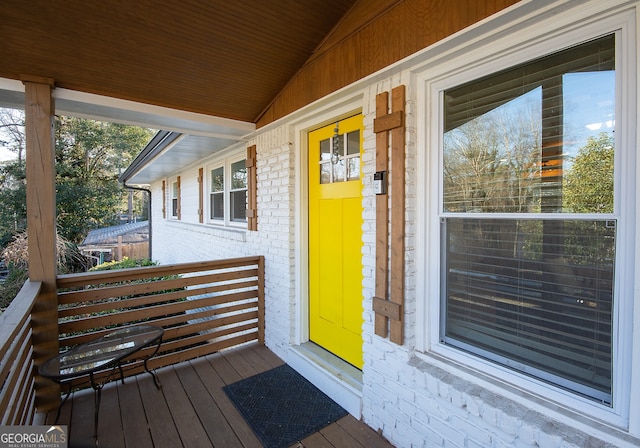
[146,0,640,446]
[150,128,299,357]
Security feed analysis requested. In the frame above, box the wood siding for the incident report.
[5,0,519,127]
[257,0,520,127]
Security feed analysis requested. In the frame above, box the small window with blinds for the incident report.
[441,34,616,404]
[171,179,180,219]
[230,160,247,222]
[210,166,224,221]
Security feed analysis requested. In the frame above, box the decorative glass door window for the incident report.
[319,124,360,184]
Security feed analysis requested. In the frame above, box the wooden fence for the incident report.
[0,281,41,425]
[55,256,265,387]
[0,256,264,423]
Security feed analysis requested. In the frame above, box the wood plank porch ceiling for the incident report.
[0,0,358,124]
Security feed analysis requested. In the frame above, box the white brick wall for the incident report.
[357,74,638,447]
[150,126,297,361]
[148,98,639,448]
[362,346,637,448]
[148,19,640,446]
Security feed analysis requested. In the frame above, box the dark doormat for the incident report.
[223,364,348,448]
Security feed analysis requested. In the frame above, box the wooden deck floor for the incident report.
[44,342,393,448]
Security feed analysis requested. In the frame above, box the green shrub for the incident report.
[89,257,156,271]
[0,263,29,311]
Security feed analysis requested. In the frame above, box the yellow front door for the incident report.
[308,114,364,369]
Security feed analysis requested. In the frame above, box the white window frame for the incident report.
[209,165,225,222]
[206,151,248,228]
[169,177,179,219]
[415,2,637,429]
[229,158,248,223]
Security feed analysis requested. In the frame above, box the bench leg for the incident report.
[89,372,103,443]
[52,383,72,424]
[144,357,161,389]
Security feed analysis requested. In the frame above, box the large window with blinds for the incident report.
[441,34,616,404]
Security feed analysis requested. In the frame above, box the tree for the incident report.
[560,132,615,266]
[1,111,153,307]
[54,117,153,242]
[0,109,27,246]
[564,132,614,213]
[0,109,153,249]
[443,97,541,213]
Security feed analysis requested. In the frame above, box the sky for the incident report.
[0,108,21,162]
[0,147,16,162]
[563,71,616,155]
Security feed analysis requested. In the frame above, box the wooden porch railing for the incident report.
[55,256,265,387]
[0,256,265,424]
[0,280,41,425]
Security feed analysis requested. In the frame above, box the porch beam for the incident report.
[22,75,60,410]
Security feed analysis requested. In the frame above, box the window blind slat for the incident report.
[445,217,614,398]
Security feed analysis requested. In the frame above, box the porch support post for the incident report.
[22,75,60,410]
